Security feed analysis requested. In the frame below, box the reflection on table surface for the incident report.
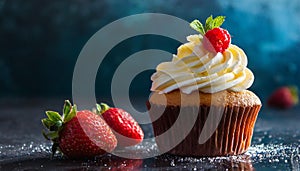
[1,154,256,171]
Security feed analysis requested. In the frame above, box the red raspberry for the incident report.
[203,27,231,53]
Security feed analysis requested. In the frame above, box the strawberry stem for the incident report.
[95,103,110,115]
[289,86,299,104]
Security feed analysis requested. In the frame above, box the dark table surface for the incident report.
[0,99,299,170]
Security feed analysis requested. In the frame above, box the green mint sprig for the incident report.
[190,15,226,35]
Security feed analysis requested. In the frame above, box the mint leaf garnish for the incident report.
[212,16,225,29]
[190,20,205,35]
[205,15,214,31]
[190,15,226,34]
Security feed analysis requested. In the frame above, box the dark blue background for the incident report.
[0,2,299,170]
[0,0,299,102]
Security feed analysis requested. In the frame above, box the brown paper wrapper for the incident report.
[147,102,261,157]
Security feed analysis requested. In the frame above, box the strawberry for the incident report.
[96,103,144,147]
[190,15,231,53]
[41,100,117,159]
[267,86,298,109]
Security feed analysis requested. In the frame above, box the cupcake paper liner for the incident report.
[147,102,261,157]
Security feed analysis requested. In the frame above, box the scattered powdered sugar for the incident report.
[0,142,51,162]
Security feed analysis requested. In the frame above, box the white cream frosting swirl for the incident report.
[151,34,254,94]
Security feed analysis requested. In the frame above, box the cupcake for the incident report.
[147,16,261,156]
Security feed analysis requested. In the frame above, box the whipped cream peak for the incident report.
[150,34,254,94]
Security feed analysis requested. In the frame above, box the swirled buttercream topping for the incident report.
[151,35,254,94]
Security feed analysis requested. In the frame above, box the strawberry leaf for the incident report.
[64,105,77,123]
[289,86,299,104]
[100,103,110,114]
[96,103,102,114]
[190,20,205,35]
[48,120,63,131]
[46,111,62,122]
[41,118,55,129]
[46,131,59,140]
[42,130,50,140]
[63,100,72,117]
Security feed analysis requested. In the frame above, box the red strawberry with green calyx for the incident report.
[41,100,117,159]
[267,86,299,109]
[96,103,144,147]
[190,15,231,53]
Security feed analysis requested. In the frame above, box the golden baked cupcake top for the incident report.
[150,90,261,107]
